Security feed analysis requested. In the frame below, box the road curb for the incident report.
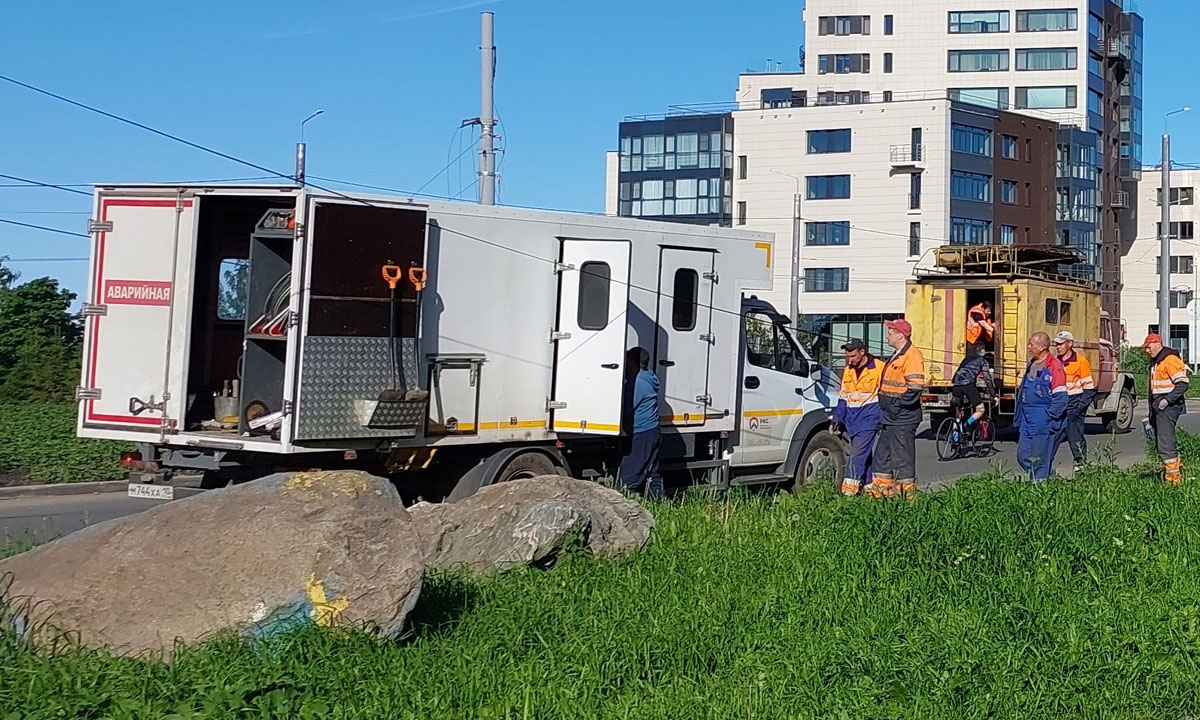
[0,480,131,499]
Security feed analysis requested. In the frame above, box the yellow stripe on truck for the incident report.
[553,420,622,432]
[743,409,805,418]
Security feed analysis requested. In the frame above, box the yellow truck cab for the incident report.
[906,245,1135,432]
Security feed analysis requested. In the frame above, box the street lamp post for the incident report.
[296,109,325,186]
[769,168,802,327]
[1160,107,1190,338]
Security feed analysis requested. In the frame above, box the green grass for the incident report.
[0,402,130,484]
[7,458,1200,719]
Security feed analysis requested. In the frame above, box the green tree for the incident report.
[0,260,82,393]
[0,334,81,403]
[218,259,250,321]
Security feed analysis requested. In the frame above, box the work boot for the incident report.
[864,475,896,499]
[840,478,861,497]
[1165,457,1184,486]
[896,479,917,500]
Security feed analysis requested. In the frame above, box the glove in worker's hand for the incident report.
[1157,399,1169,411]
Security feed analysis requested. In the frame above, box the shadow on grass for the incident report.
[399,572,481,642]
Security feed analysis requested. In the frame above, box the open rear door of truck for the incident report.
[655,247,716,426]
[79,192,196,438]
[549,239,631,435]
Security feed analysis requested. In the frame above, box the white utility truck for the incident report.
[77,184,842,500]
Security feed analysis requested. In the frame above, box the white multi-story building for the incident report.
[1121,167,1200,359]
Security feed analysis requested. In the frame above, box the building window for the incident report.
[807,129,852,154]
[948,11,1009,34]
[1016,48,1078,71]
[577,262,611,330]
[807,175,851,200]
[805,268,850,292]
[1157,222,1197,241]
[818,53,871,74]
[641,179,664,216]
[1088,89,1103,116]
[1001,135,1018,159]
[1017,9,1078,32]
[1155,255,1196,274]
[737,201,747,226]
[737,155,748,180]
[620,130,725,173]
[1000,225,1016,245]
[884,91,893,102]
[817,90,872,105]
[950,87,1010,109]
[909,222,921,257]
[818,15,871,36]
[885,15,894,35]
[951,124,992,155]
[910,173,922,210]
[1158,291,1194,310]
[1000,180,1017,204]
[1158,187,1196,206]
[951,217,992,245]
[1016,86,1078,109]
[806,221,851,246]
[951,171,992,202]
[672,269,699,331]
[884,53,893,73]
[948,49,1009,72]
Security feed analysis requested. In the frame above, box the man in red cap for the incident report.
[1143,333,1189,485]
[865,318,925,499]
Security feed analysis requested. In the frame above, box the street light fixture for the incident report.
[296,109,325,186]
[1161,106,1191,336]
[769,168,803,327]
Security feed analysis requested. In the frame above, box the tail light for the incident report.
[120,451,142,469]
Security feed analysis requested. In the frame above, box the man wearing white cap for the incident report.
[1052,330,1095,472]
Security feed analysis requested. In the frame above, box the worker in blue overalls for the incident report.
[1014,331,1069,482]
[832,338,882,496]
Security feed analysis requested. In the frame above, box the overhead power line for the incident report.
[0,217,88,238]
[2,256,89,263]
[0,173,91,197]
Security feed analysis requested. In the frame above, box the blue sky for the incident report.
[0,0,1192,296]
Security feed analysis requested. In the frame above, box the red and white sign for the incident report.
[104,280,172,307]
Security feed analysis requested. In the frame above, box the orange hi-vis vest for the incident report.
[966,304,995,344]
[839,361,883,409]
[1061,351,1095,396]
[1151,351,1189,396]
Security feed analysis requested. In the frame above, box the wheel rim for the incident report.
[1116,392,1133,429]
[936,418,957,460]
[803,448,838,484]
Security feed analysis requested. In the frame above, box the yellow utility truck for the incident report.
[906,245,1135,432]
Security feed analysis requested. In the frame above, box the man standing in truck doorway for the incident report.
[966,301,995,358]
[1015,332,1068,482]
[833,338,882,497]
[1052,331,1095,473]
[865,319,925,500]
[620,347,665,500]
[1143,333,1189,485]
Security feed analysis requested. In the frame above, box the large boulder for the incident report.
[0,470,423,658]
[409,475,654,575]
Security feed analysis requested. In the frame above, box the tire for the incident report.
[446,450,561,502]
[1102,389,1135,434]
[792,430,847,493]
[935,417,958,461]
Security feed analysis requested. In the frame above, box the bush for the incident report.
[0,403,129,484]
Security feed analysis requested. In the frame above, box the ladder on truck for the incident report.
[926,245,1096,288]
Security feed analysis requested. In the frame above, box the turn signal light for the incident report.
[120,451,142,469]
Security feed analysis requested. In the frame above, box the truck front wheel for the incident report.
[1102,389,1134,434]
[792,430,846,493]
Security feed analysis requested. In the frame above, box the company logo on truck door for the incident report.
[104,280,172,306]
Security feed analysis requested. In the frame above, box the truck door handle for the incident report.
[744,376,760,389]
[659,360,676,367]
[601,363,619,370]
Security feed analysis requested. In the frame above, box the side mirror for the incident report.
[794,360,817,378]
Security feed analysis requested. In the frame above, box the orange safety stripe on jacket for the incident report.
[1151,352,1189,395]
[1061,351,1095,395]
[840,361,883,407]
[881,344,926,396]
[965,304,995,344]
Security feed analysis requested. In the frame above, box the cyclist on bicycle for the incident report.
[952,346,994,437]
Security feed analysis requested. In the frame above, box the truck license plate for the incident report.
[127,483,174,501]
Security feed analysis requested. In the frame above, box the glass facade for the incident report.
[950,87,1010,109]
[1055,127,1100,281]
[950,217,993,245]
[617,113,733,226]
[952,124,992,155]
[1119,12,1144,179]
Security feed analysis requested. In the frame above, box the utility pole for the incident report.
[1160,133,1172,338]
[791,192,802,327]
[479,12,497,206]
[296,109,324,187]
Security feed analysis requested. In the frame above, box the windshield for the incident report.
[744,313,813,375]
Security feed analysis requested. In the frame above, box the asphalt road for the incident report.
[4,411,1200,543]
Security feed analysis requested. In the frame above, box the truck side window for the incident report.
[672,269,699,331]
[577,262,611,331]
[745,314,776,370]
[1059,301,1071,324]
[1045,298,1059,324]
[217,258,249,321]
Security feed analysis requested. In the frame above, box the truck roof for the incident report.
[913,245,1096,289]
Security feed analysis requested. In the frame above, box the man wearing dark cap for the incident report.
[832,338,882,496]
[865,319,925,499]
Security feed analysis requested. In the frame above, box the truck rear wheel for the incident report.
[792,430,846,493]
[1102,389,1134,434]
[445,449,564,502]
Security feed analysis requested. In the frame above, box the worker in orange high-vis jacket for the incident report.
[965,301,995,357]
[865,319,925,500]
[1052,330,1095,472]
[1143,333,1190,485]
[832,338,883,496]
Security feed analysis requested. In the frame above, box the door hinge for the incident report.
[287,310,300,328]
[88,220,114,234]
[553,261,575,274]
[76,387,102,401]
[81,303,108,317]
[546,400,567,411]
[175,195,187,212]
[699,333,716,345]
[696,394,713,405]
[294,221,306,243]
[703,271,719,283]
[550,331,572,343]
[283,400,295,416]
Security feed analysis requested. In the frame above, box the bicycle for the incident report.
[935,391,996,461]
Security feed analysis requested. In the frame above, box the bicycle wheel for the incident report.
[935,417,959,460]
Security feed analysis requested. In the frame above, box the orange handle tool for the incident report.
[408,267,427,292]
[381,265,402,290]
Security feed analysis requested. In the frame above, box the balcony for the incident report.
[890,144,926,169]
[1105,38,1130,60]
[1110,190,1130,209]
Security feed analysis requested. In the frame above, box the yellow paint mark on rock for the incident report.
[305,574,350,627]
[282,471,369,498]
